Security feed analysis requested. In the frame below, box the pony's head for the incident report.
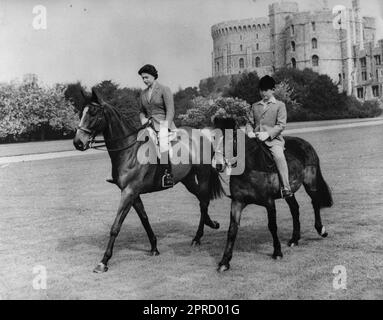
[73,88,107,151]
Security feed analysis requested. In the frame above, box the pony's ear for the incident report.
[91,87,103,103]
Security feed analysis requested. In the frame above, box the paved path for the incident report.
[1,118,383,165]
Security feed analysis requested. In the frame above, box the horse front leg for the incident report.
[94,187,136,273]
[217,200,245,272]
[133,196,159,256]
[285,195,301,247]
[266,200,283,259]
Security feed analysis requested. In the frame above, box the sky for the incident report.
[0,0,382,91]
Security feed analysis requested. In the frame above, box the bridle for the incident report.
[77,102,152,152]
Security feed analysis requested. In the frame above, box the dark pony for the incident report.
[214,117,333,272]
[74,89,225,273]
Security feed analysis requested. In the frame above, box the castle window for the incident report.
[312,22,316,31]
[256,34,259,39]
[291,25,295,35]
[373,85,380,97]
[239,26,242,31]
[362,71,367,81]
[216,62,220,72]
[291,41,296,52]
[257,24,261,29]
[253,24,256,29]
[262,24,266,29]
[374,55,381,65]
[239,58,245,69]
[376,69,379,80]
[255,57,261,68]
[312,38,318,49]
[312,55,319,67]
[240,45,243,51]
[256,43,259,51]
[357,88,364,99]
[291,58,296,69]
[360,57,366,68]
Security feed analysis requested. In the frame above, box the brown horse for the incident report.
[213,118,333,272]
[73,89,224,273]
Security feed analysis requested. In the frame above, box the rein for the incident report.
[90,120,152,152]
[77,108,153,152]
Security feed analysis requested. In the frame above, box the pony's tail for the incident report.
[316,162,333,208]
[209,167,226,200]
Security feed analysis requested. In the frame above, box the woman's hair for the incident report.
[259,75,276,91]
[138,64,158,80]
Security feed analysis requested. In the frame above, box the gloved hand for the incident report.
[247,131,256,139]
[256,132,270,142]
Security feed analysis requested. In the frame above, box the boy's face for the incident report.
[260,89,275,101]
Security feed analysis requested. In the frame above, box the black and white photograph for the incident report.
[0,0,382,304]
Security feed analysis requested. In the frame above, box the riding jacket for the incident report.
[245,96,287,147]
[139,81,176,132]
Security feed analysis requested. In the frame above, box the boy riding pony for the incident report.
[246,75,292,198]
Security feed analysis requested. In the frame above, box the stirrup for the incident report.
[162,170,174,188]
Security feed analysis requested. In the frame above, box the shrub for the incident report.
[178,96,250,128]
[0,82,78,142]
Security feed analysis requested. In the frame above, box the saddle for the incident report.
[255,142,278,173]
[138,126,180,189]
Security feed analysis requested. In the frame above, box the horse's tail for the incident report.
[209,167,226,200]
[316,161,333,208]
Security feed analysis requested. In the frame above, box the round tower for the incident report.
[211,18,272,77]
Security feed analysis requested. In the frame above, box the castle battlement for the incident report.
[211,18,270,38]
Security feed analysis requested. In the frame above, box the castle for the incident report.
[211,0,383,100]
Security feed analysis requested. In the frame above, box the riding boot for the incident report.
[162,152,174,188]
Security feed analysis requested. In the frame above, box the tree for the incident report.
[94,80,119,102]
[174,86,199,125]
[0,82,78,141]
[224,71,261,105]
[178,96,250,128]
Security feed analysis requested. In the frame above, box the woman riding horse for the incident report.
[138,64,176,188]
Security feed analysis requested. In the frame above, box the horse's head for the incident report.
[73,88,107,151]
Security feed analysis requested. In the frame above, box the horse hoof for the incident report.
[272,252,283,260]
[288,240,299,247]
[212,221,220,230]
[217,263,230,273]
[93,263,108,273]
[191,239,201,246]
[149,249,160,256]
[317,226,328,238]
[321,227,328,238]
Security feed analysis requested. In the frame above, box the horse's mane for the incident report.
[106,101,142,131]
